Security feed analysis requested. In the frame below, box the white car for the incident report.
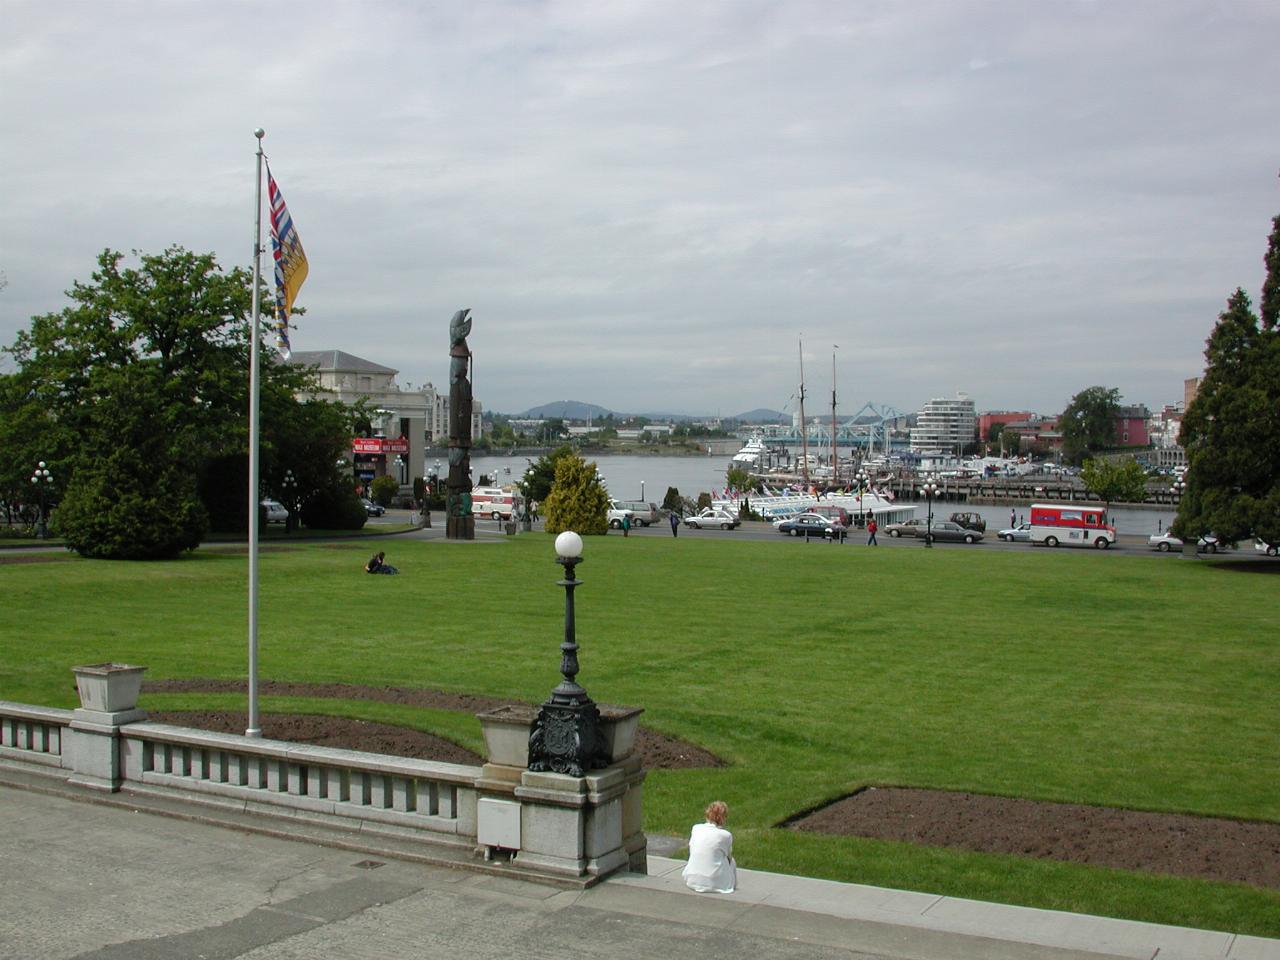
[260,499,289,524]
[684,508,740,530]
[1147,532,1221,553]
[1255,539,1278,557]
[997,522,1032,543]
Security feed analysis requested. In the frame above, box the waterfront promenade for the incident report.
[3,784,1275,960]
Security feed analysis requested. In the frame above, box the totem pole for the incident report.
[445,308,475,540]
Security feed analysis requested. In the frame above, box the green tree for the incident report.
[518,445,575,504]
[1174,288,1280,545]
[1261,214,1280,331]
[4,246,350,552]
[1059,386,1121,464]
[725,465,755,493]
[543,452,609,535]
[52,366,207,558]
[1081,457,1150,508]
[661,486,682,512]
[370,474,399,507]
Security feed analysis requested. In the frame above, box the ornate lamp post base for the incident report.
[528,698,608,777]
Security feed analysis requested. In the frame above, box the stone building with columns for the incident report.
[288,350,482,491]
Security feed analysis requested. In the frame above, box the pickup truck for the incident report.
[949,511,986,533]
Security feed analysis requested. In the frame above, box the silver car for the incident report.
[684,508,740,530]
[998,522,1032,543]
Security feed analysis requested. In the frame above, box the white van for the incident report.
[610,500,660,526]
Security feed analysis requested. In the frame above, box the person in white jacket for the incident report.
[682,800,736,893]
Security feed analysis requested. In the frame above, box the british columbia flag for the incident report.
[267,166,308,358]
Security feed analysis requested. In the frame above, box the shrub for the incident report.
[370,474,398,507]
[299,485,367,530]
[543,452,609,535]
[55,453,207,559]
[198,454,250,532]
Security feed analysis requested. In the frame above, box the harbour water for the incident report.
[461,453,1175,535]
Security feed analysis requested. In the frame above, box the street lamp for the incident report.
[394,454,406,486]
[640,479,645,502]
[855,469,869,527]
[30,461,53,539]
[282,469,298,533]
[528,532,606,777]
[919,475,940,548]
[432,459,442,496]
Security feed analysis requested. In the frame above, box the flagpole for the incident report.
[246,127,265,739]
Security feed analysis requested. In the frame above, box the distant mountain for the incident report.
[732,408,788,423]
[519,400,615,420]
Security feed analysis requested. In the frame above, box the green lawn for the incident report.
[2,536,1277,935]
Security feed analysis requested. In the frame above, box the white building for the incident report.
[910,393,976,454]
[289,350,482,489]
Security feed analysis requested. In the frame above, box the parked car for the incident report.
[684,508,740,530]
[776,512,846,540]
[997,522,1032,543]
[1147,532,1223,553]
[885,518,929,538]
[805,504,852,527]
[260,499,289,524]
[885,518,982,543]
[949,511,986,533]
[361,498,385,517]
[607,507,635,529]
[610,500,660,526]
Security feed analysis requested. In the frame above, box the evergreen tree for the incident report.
[543,452,609,535]
[1261,214,1280,331]
[1174,288,1280,546]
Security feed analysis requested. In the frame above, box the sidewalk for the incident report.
[2,785,1275,960]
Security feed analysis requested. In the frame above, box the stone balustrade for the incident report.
[0,666,646,887]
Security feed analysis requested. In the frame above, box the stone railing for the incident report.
[0,664,647,886]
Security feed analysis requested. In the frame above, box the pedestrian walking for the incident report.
[669,511,680,537]
[622,514,631,537]
[1010,507,1016,529]
[866,518,878,546]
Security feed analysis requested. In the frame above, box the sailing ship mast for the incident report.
[830,349,839,487]
[798,340,810,488]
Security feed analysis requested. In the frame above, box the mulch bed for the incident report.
[788,786,1280,889]
[143,679,724,771]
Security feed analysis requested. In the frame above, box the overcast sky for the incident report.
[3,1,1277,419]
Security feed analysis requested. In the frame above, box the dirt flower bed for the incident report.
[144,679,723,770]
[789,786,1280,889]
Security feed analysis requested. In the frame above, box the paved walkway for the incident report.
[2,785,1275,960]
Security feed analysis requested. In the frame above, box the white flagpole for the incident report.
[246,127,265,738]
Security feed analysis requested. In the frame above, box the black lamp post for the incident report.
[282,469,298,532]
[528,531,607,777]
[855,468,869,527]
[30,461,53,539]
[920,476,939,548]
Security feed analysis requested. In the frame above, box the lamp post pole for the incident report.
[30,461,53,539]
[1170,480,1196,560]
[855,469,868,527]
[920,476,939,548]
[528,532,606,777]
[281,469,297,533]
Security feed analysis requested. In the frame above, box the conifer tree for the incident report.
[543,452,609,535]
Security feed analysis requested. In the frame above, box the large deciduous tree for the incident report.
[4,246,360,555]
[1059,386,1121,464]
[1174,287,1280,546]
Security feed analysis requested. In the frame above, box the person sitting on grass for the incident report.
[682,800,736,894]
[365,551,399,575]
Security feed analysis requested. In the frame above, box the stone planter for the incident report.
[477,703,539,768]
[72,663,147,714]
[598,705,644,763]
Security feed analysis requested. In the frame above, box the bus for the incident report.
[471,486,523,521]
[1029,502,1116,549]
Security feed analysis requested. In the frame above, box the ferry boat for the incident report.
[730,435,769,468]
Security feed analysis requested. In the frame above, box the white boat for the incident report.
[713,489,913,524]
[731,435,769,468]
